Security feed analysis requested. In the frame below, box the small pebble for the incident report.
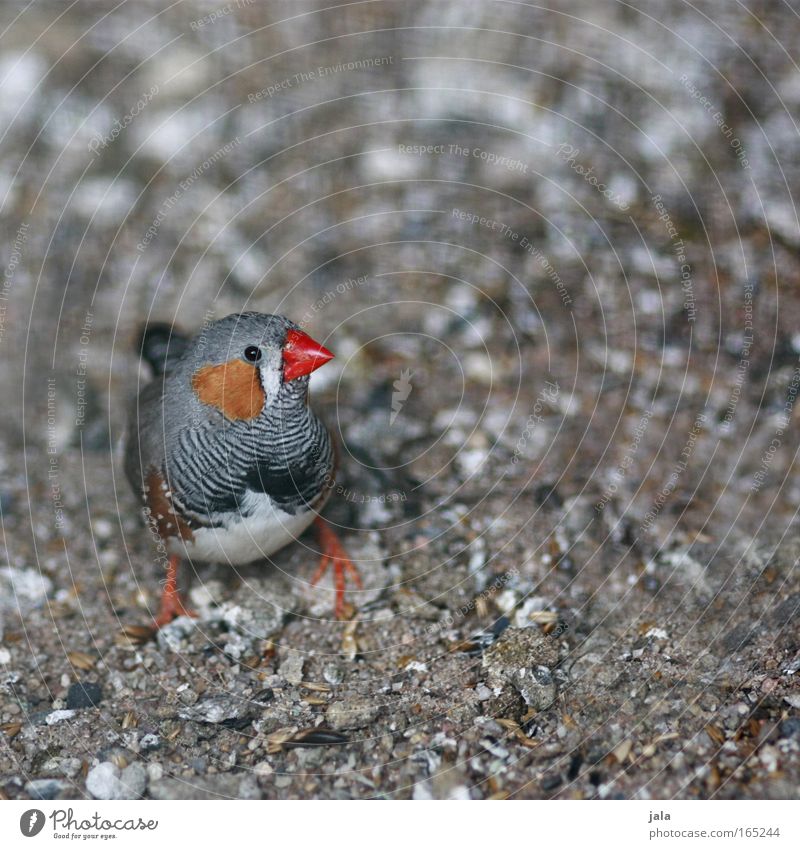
[25,779,71,800]
[278,650,305,685]
[146,763,163,782]
[614,739,633,763]
[326,699,382,731]
[778,718,800,739]
[475,683,493,701]
[541,773,562,791]
[139,733,161,750]
[179,694,252,724]
[92,518,113,539]
[86,761,146,800]
[66,682,103,709]
[322,663,345,685]
[46,709,76,725]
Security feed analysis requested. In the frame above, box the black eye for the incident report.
[244,345,262,363]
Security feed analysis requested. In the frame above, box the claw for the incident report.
[311,519,362,618]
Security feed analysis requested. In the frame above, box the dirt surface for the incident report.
[1,0,799,800]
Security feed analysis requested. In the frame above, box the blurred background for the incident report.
[1,0,799,800]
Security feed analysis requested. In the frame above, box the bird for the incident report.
[123,311,362,627]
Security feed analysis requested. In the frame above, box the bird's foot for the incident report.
[154,590,197,628]
[154,554,197,628]
[311,519,362,619]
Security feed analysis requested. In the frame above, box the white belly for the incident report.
[168,491,317,565]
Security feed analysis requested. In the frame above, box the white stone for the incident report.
[86,761,146,800]
[45,710,76,725]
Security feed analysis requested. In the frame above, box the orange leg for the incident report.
[310,518,362,619]
[154,554,197,628]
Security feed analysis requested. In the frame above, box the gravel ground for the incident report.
[1,0,799,800]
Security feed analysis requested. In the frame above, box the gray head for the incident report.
[178,312,334,420]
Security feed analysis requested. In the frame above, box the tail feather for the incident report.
[135,322,188,376]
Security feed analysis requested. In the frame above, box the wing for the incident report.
[135,323,188,377]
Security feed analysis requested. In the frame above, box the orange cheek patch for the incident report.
[191,359,266,420]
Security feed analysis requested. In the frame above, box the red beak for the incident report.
[282,328,334,381]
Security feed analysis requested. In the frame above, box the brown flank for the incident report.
[144,469,194,542]
[191,358,265,420]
